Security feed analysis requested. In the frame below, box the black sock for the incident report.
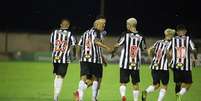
[175,83,181,94]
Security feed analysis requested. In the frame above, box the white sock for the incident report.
[120,85,126,97]
[96,90,100,99]
[92,81,98,100]
[179,88,187,95]
[133,90,139,101]
[54,76,63,100]
[157,89,166,101]
[78,80,88,100]
[146,85,155,93]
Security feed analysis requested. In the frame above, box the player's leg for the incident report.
[92,63,103,100]
[131,70,140,101]
[74,62,90,101]
[120,69,129,101]
[91,75,99,101]
[177,71,192,96]
[142,70,160,101]
[53,63,68,101]
[173,69,182,94]
[157,70,169,101]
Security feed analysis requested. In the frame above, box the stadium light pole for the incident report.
[100,0,105,16]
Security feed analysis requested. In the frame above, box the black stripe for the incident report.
[121,34,126,68]
[127,34,131,69]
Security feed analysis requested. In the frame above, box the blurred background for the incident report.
[0,0,201,65]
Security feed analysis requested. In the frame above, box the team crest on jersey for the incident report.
[130,45,138,67]
[85,37,92,59]
[54,39,68,52]
[176,47,186,59]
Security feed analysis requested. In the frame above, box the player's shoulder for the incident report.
[156,39,163,43]
[135,31,144,38]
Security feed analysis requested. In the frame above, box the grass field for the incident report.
[0,61,201,101]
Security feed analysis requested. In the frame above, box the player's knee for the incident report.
[55,75,63,78]
[92,75,98,81]
[86,74,92,79]
[121,83,126,86]
[155,84,160,89]
[133,84,139,90]
[81,75,87,80]
[85,79,93,86]
[161,85,168,90]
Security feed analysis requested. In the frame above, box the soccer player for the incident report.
[74,16,112,101]
[141,28,175,101]
[171,25,197,101]
[50,19,76,101]
[113,18,146,101]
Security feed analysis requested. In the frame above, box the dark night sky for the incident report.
[0,0,201,37]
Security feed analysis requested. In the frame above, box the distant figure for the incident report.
[112,18,147,101]
[142,28,175,101]
[50,19,76,101]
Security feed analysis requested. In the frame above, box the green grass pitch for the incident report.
[0,61,201,101]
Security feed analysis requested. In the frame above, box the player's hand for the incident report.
[192,59,197,67]
[106,47,114,53]
[147,56,152,64]
[76,55,80,60]
[103,61,107,67]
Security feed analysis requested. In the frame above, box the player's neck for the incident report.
[60,27,68,30]
[129,28,137,33]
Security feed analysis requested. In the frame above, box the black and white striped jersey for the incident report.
[50,29,76,63]
[171,35,196,71]
[78,28,105,64]
[118,32,146,70]
[150,40,172,70]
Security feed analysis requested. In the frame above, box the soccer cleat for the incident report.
[122,96,126,101]
[142,90,147,101]
[176,94,182,101]
[73,91,80,101]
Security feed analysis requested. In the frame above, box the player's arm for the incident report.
[95,39,113,53]
[147,46,154,57]
[50,31,54,52]
[189,39,198,67]
[102,55,107,67]
[70,33,77,58]
[111,33,125,58]
[76,35,83,60]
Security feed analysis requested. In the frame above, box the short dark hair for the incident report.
[60,18,70,24]
[176,24,186,31]
[95,15,106,20]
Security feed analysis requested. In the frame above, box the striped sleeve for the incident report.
[141,37,147,50]
[117,33,125,46]
[166,41,172,51]
[189,39,196,51]
[153,41,159,48]
[50,31,54,43]
[78,35,83,46]
[70,33,76,46]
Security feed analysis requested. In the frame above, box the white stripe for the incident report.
[176,38,180,69]
[92,30,97,63]
[120,48,125,68]
[160,43,166,70]
[172,38,175,68]
[186,37,189,71]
